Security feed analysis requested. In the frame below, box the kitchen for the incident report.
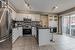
[8,0,58,46]
[1,0,75,50]
[12,13,58,46]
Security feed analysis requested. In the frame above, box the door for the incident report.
[62,16,70,36]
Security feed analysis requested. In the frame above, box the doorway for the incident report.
[62,16,70,36]
[62,15,75,36]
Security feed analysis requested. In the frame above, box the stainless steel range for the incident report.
[23,18,32,35]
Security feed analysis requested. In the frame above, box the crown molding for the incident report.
[16,10,57,15]
[57,7,75,15]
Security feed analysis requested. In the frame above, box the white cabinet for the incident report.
[35,16,40,21]
[12,28,18,43]
[39,29,51,46]
[15,14,41,21]
[12,27,22,43]
[32,16,36,21]
[17,27,22,36]
[32,27,37,37]
[16,16,23,21]
[48,16,58,27]
[31,14,40,21]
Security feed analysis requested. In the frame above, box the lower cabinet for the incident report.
[12,27,22,43]
[39,29,51,46]
[32,27,37,37]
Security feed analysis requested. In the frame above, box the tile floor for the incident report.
[12,34,75,50]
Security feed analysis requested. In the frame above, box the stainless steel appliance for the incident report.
[23,28,32,35]
[0,7,12,50]
[23,18,32,35]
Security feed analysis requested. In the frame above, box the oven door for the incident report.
[23,29,32,35]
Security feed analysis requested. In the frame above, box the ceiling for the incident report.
[10,0,75,14]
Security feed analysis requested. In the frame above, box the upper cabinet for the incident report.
[15,14,41,21]
[48,15,58,27]
[31,16,35,21]
[40,15,48,27]
[31,14,40,21]
[16,16,23,21]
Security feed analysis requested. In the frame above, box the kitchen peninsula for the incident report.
[37,27,51,46]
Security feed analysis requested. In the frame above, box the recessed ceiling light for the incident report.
[53,6,58,9]
[55,6,58,9]
[51,6,58,11]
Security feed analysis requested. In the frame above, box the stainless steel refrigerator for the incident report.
[0,8,12,50]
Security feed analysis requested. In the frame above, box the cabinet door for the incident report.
[35,16,40,21]
[31,14,40,21]
[16,16,23,21]
[12,28,18,43]
[32,27,36,37]
[32,16,36,21]
[41,16,48,27]
[17,27,22,36]
[39,29,50,46]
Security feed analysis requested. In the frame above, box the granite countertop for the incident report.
[38,27,50,29]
